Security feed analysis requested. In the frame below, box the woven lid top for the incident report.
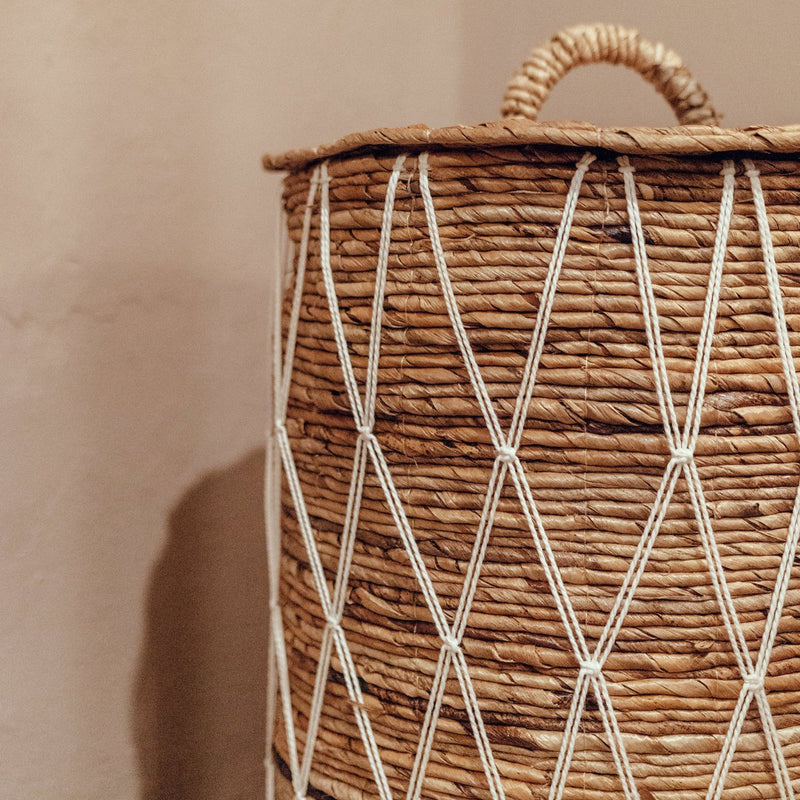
[263,23,800,171]
[262,119,800,171]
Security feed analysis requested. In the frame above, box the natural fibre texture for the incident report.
[261,120,800,172]
[264,22,800,800]
[500,22,719,126]
[267,147,800,800]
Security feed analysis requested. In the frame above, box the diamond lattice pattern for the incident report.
[266,152,800,800]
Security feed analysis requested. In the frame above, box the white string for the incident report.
[420,151,595,656]
[746,161,800,437]
[264,198,288,800]
[430,150,661,800]
[620,157,795,800]
[421,151,655,800]
[295,155,406,798]
[268,161,403,800]
[419,150,599,794]
[278,170,320,422]
[281,160,411,800]
[411,150,595,800]
[591,157,735,676]
[317,155,506,799]
[702,161,800,800]
[267,152,799,800]
[266,177,316,797]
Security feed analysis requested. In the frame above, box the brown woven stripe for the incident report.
[263,121,800,171]
[272,147,800,800]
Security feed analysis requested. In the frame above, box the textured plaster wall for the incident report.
[3,1,800,799]
[0,2,462,798]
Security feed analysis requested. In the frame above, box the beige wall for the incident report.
[0,2,462,798]
[2,2,800,798]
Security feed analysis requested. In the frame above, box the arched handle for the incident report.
[501,23,720,126]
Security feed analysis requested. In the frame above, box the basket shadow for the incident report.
[133,448,268,800]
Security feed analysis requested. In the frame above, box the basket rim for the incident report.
[262,118,800,171]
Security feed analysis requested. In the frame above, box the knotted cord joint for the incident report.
[579,659,602,678]
[671,447,694,466]
[495,444,517,464]
[742,159,760,179]
[441,635,460,654]
[324,612,341,629]
[743,673,764,692]
[617,155,635,175]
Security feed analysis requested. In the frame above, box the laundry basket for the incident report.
[263,23,800,800]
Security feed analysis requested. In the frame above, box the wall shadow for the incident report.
[133,448,268,799]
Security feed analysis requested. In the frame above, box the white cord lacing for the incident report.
[265,152,798,800]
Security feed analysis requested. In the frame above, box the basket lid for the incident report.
[263,23,800,171]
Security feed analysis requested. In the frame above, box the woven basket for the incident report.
[263,23,800,800]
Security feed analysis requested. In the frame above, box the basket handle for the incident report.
[501,23,720,126]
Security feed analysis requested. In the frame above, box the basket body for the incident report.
[269,145,800,800]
